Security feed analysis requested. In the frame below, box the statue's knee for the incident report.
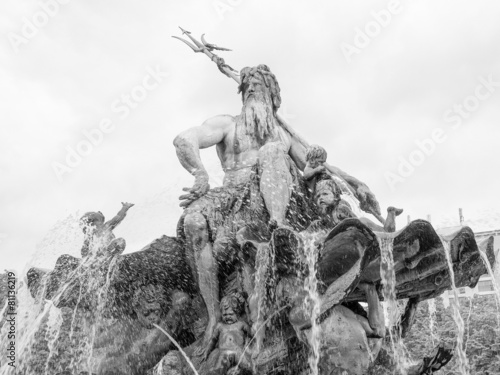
[184,212,208,235]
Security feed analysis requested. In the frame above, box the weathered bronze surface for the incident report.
[25,36,497,374]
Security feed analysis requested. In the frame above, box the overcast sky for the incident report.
[1,0,499,273]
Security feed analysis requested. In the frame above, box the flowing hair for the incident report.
[238,65,282,143]
[238,64,281,112]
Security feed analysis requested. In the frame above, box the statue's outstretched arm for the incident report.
[173,115,232,207]
[105,202,134,230]
[288,135,381,216]
[324,163,381,216]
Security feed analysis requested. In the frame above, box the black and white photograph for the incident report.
[1,1,499,374]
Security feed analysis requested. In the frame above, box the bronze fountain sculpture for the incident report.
[22,29,496,375]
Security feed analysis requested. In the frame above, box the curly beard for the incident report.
[242,93,277,143]
[319,202,335,217]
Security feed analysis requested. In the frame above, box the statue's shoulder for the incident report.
[203,114,237,130]
[203,115,237,147]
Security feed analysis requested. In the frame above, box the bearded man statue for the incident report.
[173,64,380,349]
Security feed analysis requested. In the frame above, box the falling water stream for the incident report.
[236,304,291,369]
[478,249,500,307]
[440,238,469,375]
[427,299,438,347]
[378,235,410,375]
[302,234,321,375]
[250,242,272,352]
[152,323,200,375]
[0,285,62,375]
[0,216,136,375]
[464,298,473,352]
[478,248,500,328]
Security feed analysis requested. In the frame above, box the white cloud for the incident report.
[1,0,499,272]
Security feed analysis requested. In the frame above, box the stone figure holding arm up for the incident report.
[80,202,134,258]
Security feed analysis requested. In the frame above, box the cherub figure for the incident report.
[313,178,403,233]
[314,178,355,227]
[304,145,361,226]
[304,145,403,230]
[303,144,329,194]
[79,202,134,258]
[202,293,253,375]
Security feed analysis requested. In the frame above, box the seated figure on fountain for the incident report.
[79,202,134,258]
[173,64,381,350]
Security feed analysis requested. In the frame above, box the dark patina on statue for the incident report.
[25,30,496,375]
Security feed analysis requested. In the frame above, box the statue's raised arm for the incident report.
[324,162,381,217]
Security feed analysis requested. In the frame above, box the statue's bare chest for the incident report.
[231,119,267,154]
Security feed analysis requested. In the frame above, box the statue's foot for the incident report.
[268,219,278,233]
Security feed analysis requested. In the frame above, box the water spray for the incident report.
[152,323,200,375]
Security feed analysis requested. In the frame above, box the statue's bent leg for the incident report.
[183,211,221,341]
[258,142,292,227]
[360,283,385,338]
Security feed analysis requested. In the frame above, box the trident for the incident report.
[172,27,309,149]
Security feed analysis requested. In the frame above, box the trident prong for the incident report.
[179,26,191,35]
[201,34,232,52]
[171,36,205,53]
[173,27,240,82]
[177,26,205,50]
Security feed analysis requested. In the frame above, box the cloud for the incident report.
[1,0,499,272]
